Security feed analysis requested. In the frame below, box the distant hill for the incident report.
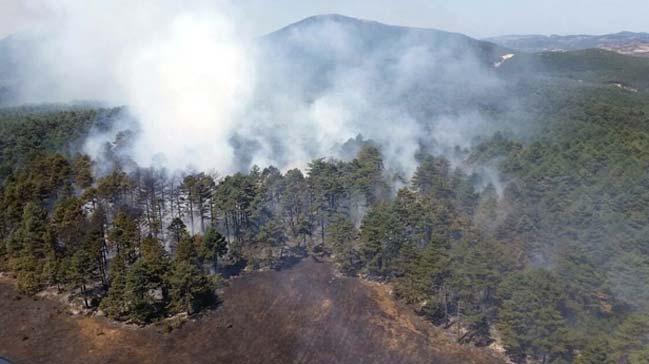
[255,14,517,122]
[0,35,17,105]
[0,33,38,106]
[486,31,649,57]
[497,48,649,92]
[263,14,509,65]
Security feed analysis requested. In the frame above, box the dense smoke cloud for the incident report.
[10,2,510,179]
[244,16,509,178]
[15,0,254,173]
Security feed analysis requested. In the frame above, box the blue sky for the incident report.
[2,0,647,38]
[236,0,649,37]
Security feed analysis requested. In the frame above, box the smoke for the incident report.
[237,15,509,179]
[10,3,511,181]
[15,0,253,173]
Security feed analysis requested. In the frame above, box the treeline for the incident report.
[0,140,578,362]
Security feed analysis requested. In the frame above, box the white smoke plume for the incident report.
[10,2,510,179]
[16,0,254,173]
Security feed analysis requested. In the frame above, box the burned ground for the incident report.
[0,258,503,364]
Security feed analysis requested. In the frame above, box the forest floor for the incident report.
[0,257,504,364]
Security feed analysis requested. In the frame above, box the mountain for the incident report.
[254,14,518,129]
[263,14,510,64]
[257,14,512,89]
[486,31,649,57]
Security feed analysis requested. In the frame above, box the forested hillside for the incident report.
[498,48,649,92]
[1,79,649,363]
[472,84,649,363]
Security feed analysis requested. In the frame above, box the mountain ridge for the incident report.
[262,13,510,61]
[486,31,649,57]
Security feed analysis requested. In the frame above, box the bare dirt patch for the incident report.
[0,258,504,364]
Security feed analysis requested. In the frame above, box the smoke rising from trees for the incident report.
[11,1,509,182]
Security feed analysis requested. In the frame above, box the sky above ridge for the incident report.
[1,0,647,39]
[231,0,648,38]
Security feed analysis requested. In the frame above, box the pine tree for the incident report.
[17,202,50,259]
[349,144,388,205]
[359,203,402,277]
[610,314,649,363]
[175,234,198,265]
[109,211,139,262]
[326,214,357,273]
[200,227,227,273]
[66,247,98,308]
[100,253,129,319]
[167,217,187,245]
[72,154,94,189]
[15,254,41,295]
[497,270,569,363]
[575,337,613,364]
[124,259,158,323]
[167,260,214,315]
[280,169,308,239]
[12,202,51,294]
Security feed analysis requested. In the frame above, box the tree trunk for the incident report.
[456,299,462,340]
[81,284,89,308]
[443,287,449,323]
[198,194,205,234]
[320,217,325,246]
[189,199,195,235]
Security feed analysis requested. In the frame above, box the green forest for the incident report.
[1,83,649,364]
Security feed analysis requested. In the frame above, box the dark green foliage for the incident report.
[394,241,449,306]
[72,154,94,189]
[120,237,171,323]
[359,203,402,277]
[95,168,132,204]
[469,85,649,361]
[109,211,139,261]
[100,253,129,318]
[175,234,198,265]
[279,168,308,239]
[123,260,160,323]
[167,217,187,244]
[575,338,614,364]
[609,314,649,363]
[167,259,215,315]
[180,173,216,234]
[212,173,256,243]
[200,228,227,272]
[13,202,50,259]
[0,107,99,181]
[497,270,570,363]
[326,215,357,273]
[347,144,389,204]
[307,158,346,245]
